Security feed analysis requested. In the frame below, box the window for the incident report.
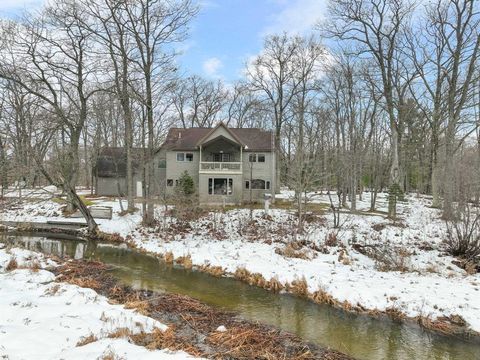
[177,152,193,162]
[246,179,269,190]
[167,179,173,186]
[213,153,231,162]
[249,153,265,163]
[158,159,166,168]
[208,178,233,195]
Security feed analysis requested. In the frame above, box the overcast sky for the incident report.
[0,0,327,82]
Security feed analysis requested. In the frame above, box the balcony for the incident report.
[200,161,242,174]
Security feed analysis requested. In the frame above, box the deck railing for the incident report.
[200,161,242,173]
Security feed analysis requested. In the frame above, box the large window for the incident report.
[208,178,233,195]
[245,179,270,190]
[158,159,166,168]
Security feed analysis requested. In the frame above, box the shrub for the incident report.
[175,171,195,197]
[373,246,411,272]
[445,204,480,264]
[324,232,338,247]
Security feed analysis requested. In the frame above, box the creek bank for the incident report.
[119,237,480,342]
[53,259,352,360]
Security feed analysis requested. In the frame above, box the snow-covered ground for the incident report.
[0,245,200,359]
[2,188,480,335]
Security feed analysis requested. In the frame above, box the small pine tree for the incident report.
[176,171,195,197]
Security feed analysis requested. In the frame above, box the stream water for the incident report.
[2,234,479,360]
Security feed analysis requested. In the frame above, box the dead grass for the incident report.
[107,327,133,339]
[125,301,150,316]
[275,243,311,260]
[208,326,314,360]
[101,349,121,360]
[132,328,177,351]
[266,276,284,292]
[234,267,250,282]
[385,306,406,321]
[288,277,309,297]
[76,333,98,346]
[96,231,124,244]
[163,251,174,264]
[6,258,18,271]
[310,288,335,306]
[198,264,225,277]
[175,255,193,269]
[52,259,354,359]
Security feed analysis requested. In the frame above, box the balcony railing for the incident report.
[200,161,242,173]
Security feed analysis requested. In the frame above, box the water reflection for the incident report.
[2,234,479,360]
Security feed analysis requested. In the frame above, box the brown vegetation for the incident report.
[76,333,98,347]
[163,251,174,264]
[198,264,225,277]
[175,255,193,269]
[6,257,18,271]
[288,277,309,297]
[275,243,311,260]
[53,259,351,360]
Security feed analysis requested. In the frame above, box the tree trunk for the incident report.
[65,185,98,236]
[388,126,401,218]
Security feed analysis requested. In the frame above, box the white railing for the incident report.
[200,162,242,172]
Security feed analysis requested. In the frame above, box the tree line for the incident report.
[0,0,479,235]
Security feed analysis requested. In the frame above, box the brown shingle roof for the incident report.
[161,126,274,151]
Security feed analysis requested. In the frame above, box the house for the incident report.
[95,123,277,204]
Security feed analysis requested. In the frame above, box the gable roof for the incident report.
[196,122,246,147]
[161,125,274,152]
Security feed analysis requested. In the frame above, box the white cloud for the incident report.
[262,0,327,36]
[202,57,223,78]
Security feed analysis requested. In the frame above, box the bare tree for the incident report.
[324,0,415,218]
[410,0,480,218]
[172,75,225,128]
[0,0,103,234]
[247,33,303,201]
